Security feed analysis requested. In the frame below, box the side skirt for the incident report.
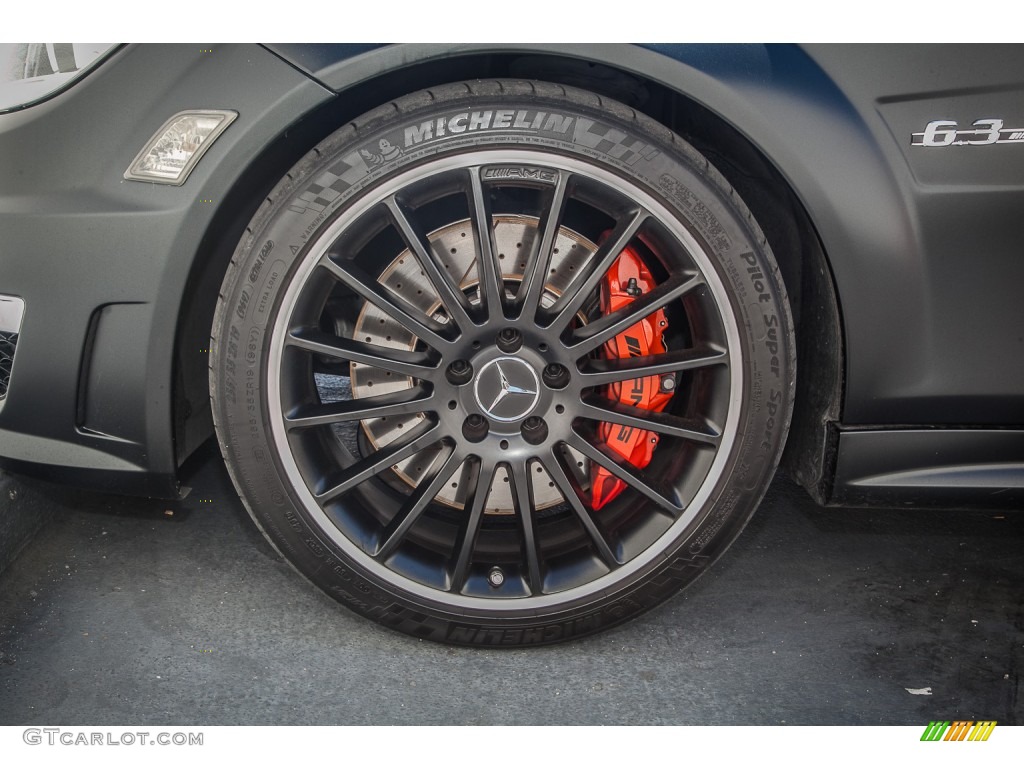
[829,427,1024,509]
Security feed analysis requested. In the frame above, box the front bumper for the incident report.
[0,44,330,496]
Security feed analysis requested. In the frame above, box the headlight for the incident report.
[0,44,116,112]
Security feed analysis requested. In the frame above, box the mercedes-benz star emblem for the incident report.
[474,357,540,422]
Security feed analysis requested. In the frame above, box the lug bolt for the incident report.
[496,327,522,353]
[521,416,548,445]
[542,363,570,389]
[462,414,489,442]
[660,375,676,393]
[488,567,505,588]
[446,359,473,385]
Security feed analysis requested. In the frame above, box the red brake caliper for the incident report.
[590,243,671,510]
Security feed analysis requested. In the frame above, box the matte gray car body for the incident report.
[0,43,1020,506]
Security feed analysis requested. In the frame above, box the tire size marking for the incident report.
[245,366,261,444]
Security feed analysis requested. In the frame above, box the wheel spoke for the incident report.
[543,208,648,332]
[287,329,439,381]
[509,460,543,594]
[466,167,506,323]
[578,346,727,388]
[285,387,434,430]
[449,458,496,592]
[375,444,462,560]
[566,433,684,515]
[543,450,620,568]
[315,419,441,505]
[565,272,704,354]
[382,195,477,333]
[577,400,721,446]
[513,172,570,322]
[319,257,454,353]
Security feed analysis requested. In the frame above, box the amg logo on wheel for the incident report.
[919,720,997,741]
[482,166,558,183]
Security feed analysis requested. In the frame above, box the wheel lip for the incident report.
[265,148,745,614]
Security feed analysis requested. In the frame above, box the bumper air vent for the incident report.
[0,296,26,400]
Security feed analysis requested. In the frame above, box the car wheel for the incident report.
[210,80,795,646]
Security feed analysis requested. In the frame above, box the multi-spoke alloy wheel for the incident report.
[211,81,795,646]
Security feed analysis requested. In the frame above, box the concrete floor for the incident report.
[1,442,1021,725]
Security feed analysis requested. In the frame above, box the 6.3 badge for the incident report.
[912,118,1024,147]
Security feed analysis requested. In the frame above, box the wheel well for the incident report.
[173,50,843,502]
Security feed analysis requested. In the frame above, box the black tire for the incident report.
[210,80,795,646]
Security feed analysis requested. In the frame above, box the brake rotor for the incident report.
[350,215,594,513]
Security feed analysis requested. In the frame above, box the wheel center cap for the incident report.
[474,356,540,422]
